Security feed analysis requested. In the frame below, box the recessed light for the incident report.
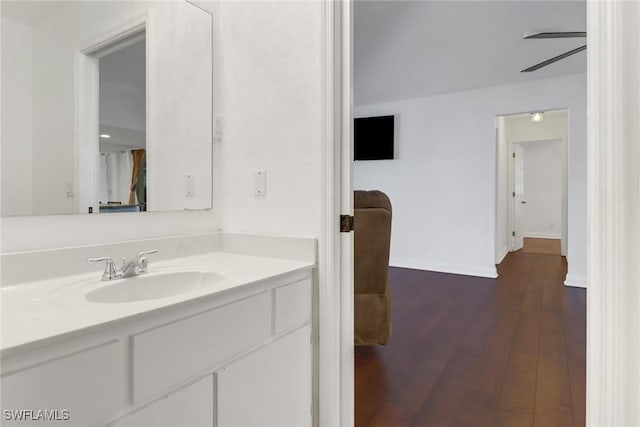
[530,112,544,123]
[100,134,111,138]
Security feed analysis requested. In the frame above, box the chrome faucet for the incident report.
[89,250,158,281]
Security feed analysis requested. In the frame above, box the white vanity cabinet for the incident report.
[0,271,313,427]
[217,325,312,427]
[114,375,215,427]
[1,341,125,426]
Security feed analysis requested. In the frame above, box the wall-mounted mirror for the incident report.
[1,0,213,216]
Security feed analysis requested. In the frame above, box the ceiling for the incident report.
[354,0,587,105]
[0,1,71,26]
[99,39,146,134]
[99,124,145,152]
[100,40,146,92]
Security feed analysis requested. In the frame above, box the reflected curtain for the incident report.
[129,149,145,205]
[99,151,134,205]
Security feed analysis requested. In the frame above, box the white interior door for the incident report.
[340,0,354,423]
[513,143,525,250]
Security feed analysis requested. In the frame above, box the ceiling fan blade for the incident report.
[525,31,586,39]
[521,44,587,72]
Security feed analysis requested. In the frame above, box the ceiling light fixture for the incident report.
[530,112,544,123]
[99,134,111,138]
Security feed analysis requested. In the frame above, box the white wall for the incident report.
[1,17,34,217]
[354,73,586,282]
[212,0,323,238]
[30,3,79,215]
[521,140,563,238]
[145,1,212,212]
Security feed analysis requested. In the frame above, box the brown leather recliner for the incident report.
[354,190,392,345]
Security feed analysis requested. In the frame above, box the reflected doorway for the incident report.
[97,37,146,213]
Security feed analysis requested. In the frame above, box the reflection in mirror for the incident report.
[0,1,213,217]
[98,38,147,213]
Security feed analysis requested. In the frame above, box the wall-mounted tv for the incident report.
[354,115,394,160]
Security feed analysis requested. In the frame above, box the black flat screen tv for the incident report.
[354,115,394,160]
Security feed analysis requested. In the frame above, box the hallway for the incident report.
[355,252,586,427]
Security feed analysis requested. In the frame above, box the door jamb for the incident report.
[587,0,640,424]
[318,0,353,426]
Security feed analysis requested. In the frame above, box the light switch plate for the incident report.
[213,114,223,139]
[65,180,74,197]
[254,170,266,197]
[185,174,195,197]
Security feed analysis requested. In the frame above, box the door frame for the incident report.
[319,0,353,426]
[324,0,640,425]
[586,1,640,425]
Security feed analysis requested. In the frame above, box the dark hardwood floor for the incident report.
[354,251,586,427]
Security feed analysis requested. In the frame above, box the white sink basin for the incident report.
[86,271,223,303]
[50,270,224,304]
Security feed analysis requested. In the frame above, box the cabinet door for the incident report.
[114,375,214,427]
[217,325,311,427]
[1,341,123,427]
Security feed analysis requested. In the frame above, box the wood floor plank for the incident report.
[534,311,574,427]
[411,295,496,426]
[523,237,562,255]
[533,256,575,427]
[355,252,586,427]
[563,290,587,427]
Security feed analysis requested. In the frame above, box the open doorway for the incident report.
[495,110,569,262]
[350,1,586,424]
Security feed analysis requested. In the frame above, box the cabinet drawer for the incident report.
[274,278,311,334]
[132,291,271,403]
[0,341,123,427]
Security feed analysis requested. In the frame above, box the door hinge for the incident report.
[513,152,516,158]
[512,191,515,197]
[512,231,516,237]
[340,215,354,233]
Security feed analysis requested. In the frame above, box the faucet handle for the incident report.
[137,249,158,260]
[88,257,117,281]
[136,249,158,273]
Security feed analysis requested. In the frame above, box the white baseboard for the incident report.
[564,274,587,288]
[496,246,509,264]
[522,232,562,239]
[389,257,498,279]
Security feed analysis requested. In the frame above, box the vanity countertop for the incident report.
[1,252,314,358]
